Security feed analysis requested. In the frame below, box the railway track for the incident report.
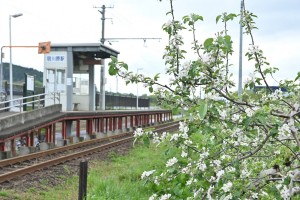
[0,121,179,184]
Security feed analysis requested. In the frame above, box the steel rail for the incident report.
[0,132,131,168]
[0,137,133,183]
[0,121,179,168]
[0,121,179,183]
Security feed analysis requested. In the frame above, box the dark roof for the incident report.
[50,43,119,59]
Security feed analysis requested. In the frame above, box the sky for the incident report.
[1,0,300,95]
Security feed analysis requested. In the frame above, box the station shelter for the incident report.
[43,43,119,111]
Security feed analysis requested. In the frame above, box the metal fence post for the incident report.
[78,161,88,200]
[37,95,40,108]
[19,100,22,112]
[53,92,56,104]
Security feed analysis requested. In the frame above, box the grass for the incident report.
[0,143,168,200]
[86,145,167,200]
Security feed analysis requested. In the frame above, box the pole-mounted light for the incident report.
[9,13,23,109]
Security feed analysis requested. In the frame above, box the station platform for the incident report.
[0,111,18,119]
[0,105,173,155]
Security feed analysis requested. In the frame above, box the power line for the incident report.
[93,4,162,109]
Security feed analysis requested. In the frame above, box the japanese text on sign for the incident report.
[46,55,65,62]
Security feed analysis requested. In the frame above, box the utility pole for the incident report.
[94,5,113,110]
[94,5,161,110]
[99,5,106,110]
[238,0,244,96]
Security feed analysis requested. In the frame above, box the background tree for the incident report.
[109,0,300,199]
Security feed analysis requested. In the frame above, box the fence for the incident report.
[0,81,47,111]
[96,92,150,110]
[0,92,60,113]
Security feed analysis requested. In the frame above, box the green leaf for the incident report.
[295,72,300,81]
[143,137,150,148]
[149,87,153,93]
[257,116,266,126]
[108,65,118,76]
[173,187,183,196]
[121,62,128,70]
[223,35,232,49]
[110,56,118,62]
[198,101,208,119]
[191,14,203,22]
[204,38,214,50]
[182,15,190,24]
[216,15,221,24]
[244,117,253,127]
[225,13,237,21]
[293,146,300,152]
[154,73,160,81]
[283,176,291,185]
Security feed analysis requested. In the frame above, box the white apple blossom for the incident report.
[221,154,230,160]
[205,92,219,101]
[143,82,150,88]
[231,114,240,122]
[219,110,227,120]
[133,128,145,137]
[208,176,216,182]
[278,123,291,140]
[199,149,209,159]
[274,150,280,155]
[179,121,189,134]
[245,107,255,117]
[186,179,193,185]
[159,194,171,200]
[241,168,251,178]
[244,72,257,85]
[221,182,233,192]
[212,159,221,168]
[163,19,173,27]
[226,167,236,173]
[216,169,224,182]
[207,185,214,200]
[202,54,212,63]
[141,170,156,179]
[248,44,260,54]
[166,157,178,167]
[181,151,188,158]
[252,192,258,199]
[170,133,179,141]
[149,193,158,200]
[154,176,160,185]
[269,89,284,100]
[196,162,207,172]
[280,185,290,200]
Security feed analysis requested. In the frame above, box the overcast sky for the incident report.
[1,0,300,95]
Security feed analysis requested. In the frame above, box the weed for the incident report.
[0,190,9,197]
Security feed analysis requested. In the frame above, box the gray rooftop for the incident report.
[50,43,119,59]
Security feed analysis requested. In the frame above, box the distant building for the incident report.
[254,86,287,93]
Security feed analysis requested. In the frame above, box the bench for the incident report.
[73,103,80,111]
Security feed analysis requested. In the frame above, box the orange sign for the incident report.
[38,41,51,54]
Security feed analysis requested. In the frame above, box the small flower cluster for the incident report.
[248,44,260,54]
[133,128,145,138]
[278,123,291,140]
[141,170,156,180]
[269,89,284,100]
[244,72,257,85]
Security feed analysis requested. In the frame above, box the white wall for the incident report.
[73,94,89,111]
